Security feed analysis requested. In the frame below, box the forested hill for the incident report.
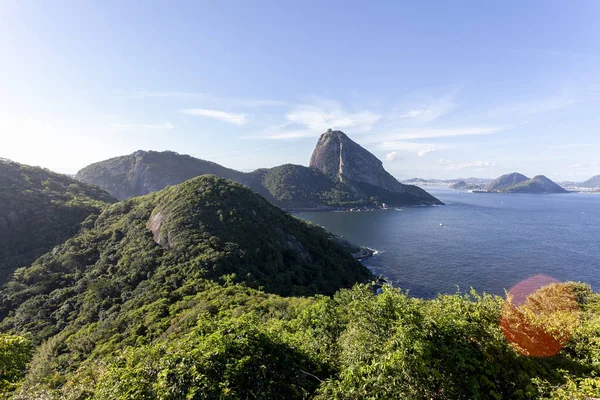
[75,132,442,209]
[0,158,116,285]
[0,175,370,337]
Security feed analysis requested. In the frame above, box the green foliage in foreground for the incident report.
[0,333,32,393]
[2,282,599,399]
[0,159,115,285]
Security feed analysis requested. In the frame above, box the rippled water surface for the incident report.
[297,188,600,298]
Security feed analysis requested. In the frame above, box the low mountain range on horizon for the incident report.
[402,177,493,186]
[581,174,600,188]
[561,175,600,189]
[75,130,442,209]
[484,173,568,194]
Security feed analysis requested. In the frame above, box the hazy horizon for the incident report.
[2,1,600,181]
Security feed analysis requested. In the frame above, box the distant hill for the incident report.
[581,175,600,188]
[0,158,116,284]
[76,150,245,200]
[450,180,484,190]
[485,173,567,193]
[76,131,442,208]
[485,172,529,191]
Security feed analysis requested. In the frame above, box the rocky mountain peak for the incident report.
[309,130,403,193]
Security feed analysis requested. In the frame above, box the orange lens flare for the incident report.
[500,275,580,357]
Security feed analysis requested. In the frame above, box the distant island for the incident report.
[480,173,568,194]
[449,180,485,190]
[76,130,443,210]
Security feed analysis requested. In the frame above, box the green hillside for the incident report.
[0,159,115,285]
[250,164,364,209]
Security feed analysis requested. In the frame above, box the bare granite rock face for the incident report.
[309,130,443,204]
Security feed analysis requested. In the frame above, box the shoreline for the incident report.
[287,203,442,213]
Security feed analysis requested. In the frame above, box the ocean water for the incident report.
[297,188,600,298]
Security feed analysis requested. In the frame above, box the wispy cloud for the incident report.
[110,122,175,130]
[375,141,446,158]
[365,126,502,143]
[568,162,600,169]
[285,100,381,133]
[254,128,316,140]
[438,158,497,170]
[129,91,286,108]
[180,109,248,125]
[417,148,436,157]
[396,92,456,123]
[385,151,404,162]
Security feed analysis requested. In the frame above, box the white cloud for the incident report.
[180,109,248,125]
[385,151,404,162]
[417,148,436,157]
[110,122,175,130]
[377,141,441,151]
[285,101,381,133]
[376,141,445,157]
[397,92,455,122]
[255,129,316,140]
[438,158,497,170]
[373,126,502,141]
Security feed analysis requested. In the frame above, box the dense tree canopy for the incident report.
[0,159,115,285]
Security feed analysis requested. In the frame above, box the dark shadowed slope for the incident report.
[0,158,115,284]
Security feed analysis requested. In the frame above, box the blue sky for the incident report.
[1,1,600,180]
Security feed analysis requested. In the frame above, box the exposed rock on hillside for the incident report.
[309,130,443,205]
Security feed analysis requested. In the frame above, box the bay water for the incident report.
[297,188,600,298]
